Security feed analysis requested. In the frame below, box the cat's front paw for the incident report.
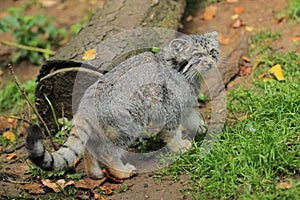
[168,138,192,153]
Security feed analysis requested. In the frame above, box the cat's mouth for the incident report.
[179,59,198,74]
[178,60,189,73]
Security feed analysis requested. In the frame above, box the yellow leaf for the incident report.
[231,14,239,20]
[268,64,285,81]
[252,60,260,70]
[3,131,16,141]
[292,36,299,42]
[245,26,254,32]
[82,49,97,60]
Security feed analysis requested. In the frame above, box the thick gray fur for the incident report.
[26,31,220,178]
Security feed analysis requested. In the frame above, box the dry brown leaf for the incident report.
[57,179,75,188]
[42,179,61,193]
[82,49,97,60]
[24,183,45,194]
[274,17,284,24]
[276,180,293,189]
[232,19,243,28]
[99,186,114,195]
[93,190,108,200]
[203,5,217,21]
[218,33,230,45]
[234,7,244,14]
[6,153,17,160]
[75,177,107,190]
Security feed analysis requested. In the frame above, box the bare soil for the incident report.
[0,0,299,199]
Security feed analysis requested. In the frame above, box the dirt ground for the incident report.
[0,0,299,199]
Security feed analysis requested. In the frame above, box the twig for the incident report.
[0,114,32,125]
[7,63,58,150]
[1,40,56,55]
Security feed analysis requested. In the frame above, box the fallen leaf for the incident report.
[75,177,107,190]
[3,131,16,141]
[276,180,293,189]
[274,17,284,24]
[24,183,45,194]
[258,64,285,82]
[242,56,251,63]
[0,69,3,76]
[269,64,285,81]
[82,49,97,60]
[203,5,217,21]
[234,7,244,14]
[245,26,254,32]
[252,60,261,70]
[6,153,17,160]
[218,33,230,45]
[232,19,243,28]
[99,186,114,195]
[42,179,61,193]
[231,14,239,20]
[93,190,107,200]
[227,0,239,2]
[292,36,300,42]
[56,179,75,188]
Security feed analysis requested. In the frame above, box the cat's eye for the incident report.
[193,52,201,58]
[209,49,216,55]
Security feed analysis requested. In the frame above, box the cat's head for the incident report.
[169,31,219,77]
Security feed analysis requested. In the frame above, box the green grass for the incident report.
[288,0,300,22]
[161,31,300,199]
[0,79,37,114]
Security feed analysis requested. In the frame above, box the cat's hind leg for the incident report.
[84,150,104,179]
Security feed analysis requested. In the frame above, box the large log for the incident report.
[35,0,186,134]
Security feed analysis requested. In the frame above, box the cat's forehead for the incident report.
[189,32,219,49]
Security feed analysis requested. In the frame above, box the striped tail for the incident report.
[26,125,85,171]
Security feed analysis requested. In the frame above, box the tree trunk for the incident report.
[35,0,186,134]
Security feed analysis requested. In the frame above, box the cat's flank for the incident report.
[26,32,220,179]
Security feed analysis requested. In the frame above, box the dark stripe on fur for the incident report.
[56,151,69,166]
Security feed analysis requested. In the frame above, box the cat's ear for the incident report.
[206,31,218,40]
[170,38,188,54]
